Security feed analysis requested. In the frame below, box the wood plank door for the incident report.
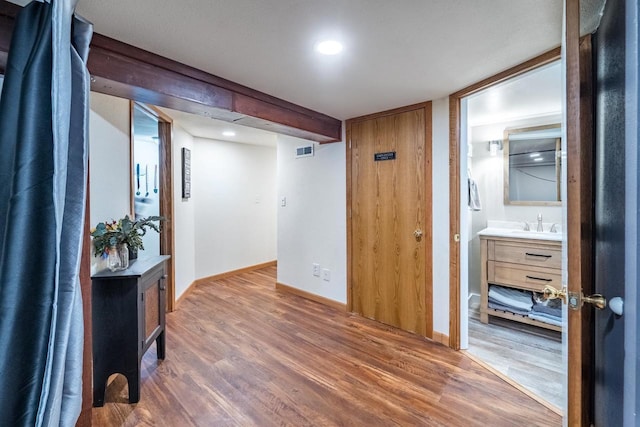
[347,103,432,337]
[566,1,595,424]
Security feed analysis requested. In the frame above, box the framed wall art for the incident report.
[182,147,191,199]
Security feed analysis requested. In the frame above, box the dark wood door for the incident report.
[593,0,627,425]
[348,104,432,337]
[565,1,595,425]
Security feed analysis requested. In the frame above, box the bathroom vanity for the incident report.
[478,228,562,331]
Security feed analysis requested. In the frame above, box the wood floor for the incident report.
[92,266,561,426]
[467,310,563,411]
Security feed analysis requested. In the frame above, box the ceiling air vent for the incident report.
[296,144,314,158]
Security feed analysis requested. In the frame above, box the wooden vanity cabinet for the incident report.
[480,236,562,331]
[91,255,170,407]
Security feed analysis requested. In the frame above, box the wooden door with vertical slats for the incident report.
[349,105,431,337]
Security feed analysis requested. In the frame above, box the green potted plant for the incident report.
[91,215,164,265]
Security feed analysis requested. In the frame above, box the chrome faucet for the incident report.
[550,223,558,233]
[537,213,543,232]
[523,221,530,231]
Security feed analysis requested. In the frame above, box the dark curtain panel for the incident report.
[0,1,92,425]
[0,3,56,423]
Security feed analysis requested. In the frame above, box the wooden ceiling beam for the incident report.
[0,2,342,143]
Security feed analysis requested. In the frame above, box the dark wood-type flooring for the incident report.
[92,266,561,426]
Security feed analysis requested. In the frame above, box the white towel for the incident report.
[488,298,531,315]
[488,285,533,311]
[468,177,482,211]
[528,312,563,327]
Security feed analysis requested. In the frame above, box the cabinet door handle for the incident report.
[525,253,552,258]
[526,275,553,282]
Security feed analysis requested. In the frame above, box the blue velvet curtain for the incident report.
[0,1,92,425]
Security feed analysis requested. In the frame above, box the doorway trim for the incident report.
[447,47,561,350]
[130,101,176,311]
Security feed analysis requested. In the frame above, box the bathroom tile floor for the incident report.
[466,309,563,411]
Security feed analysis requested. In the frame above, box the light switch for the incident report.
[322,269,331,281]
[281,197,287,207]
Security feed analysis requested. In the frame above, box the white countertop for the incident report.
[477,221,562,242]
[478,227,562,241]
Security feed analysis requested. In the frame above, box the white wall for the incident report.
[88,92,131,273]
[85,91,452,338]
[89,92,131,224]
[86,93,451,336]
[172,125,196,299]
[88,92,278,300]
[432,98,451,336]
[274,109,451,334]
[276,135,347,304]
[85,93,454,340]
[192,137,277,279]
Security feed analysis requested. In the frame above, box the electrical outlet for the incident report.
[312,263,320,277]
[322,268,331,281]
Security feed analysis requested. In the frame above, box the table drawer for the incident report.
[490,241,561,269]
[488,261,562,292]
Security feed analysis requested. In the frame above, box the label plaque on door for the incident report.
[374,151,396,161]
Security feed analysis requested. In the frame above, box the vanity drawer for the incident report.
[489,240,561,269]
[488,261,562,292]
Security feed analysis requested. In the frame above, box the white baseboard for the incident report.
[468,293,480,310]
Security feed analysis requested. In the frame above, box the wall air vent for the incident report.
[296,144,314,158]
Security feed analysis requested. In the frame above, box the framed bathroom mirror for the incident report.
[503,123,562,206]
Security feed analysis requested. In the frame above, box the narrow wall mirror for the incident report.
[131,102,161,256]
[503,123,562,205]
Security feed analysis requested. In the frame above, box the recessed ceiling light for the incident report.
[315,40,343,55]
[222,130,236,137]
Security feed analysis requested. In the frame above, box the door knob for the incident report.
[543,285,567,304]
[582,293,606,310]
[543,285,607,310]
[609,297,624,316]
[414,229,423,241]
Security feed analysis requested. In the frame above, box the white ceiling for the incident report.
[467,61,562,127]
[68,0,565,120]
[161,107,278,147]
[130,102,278,147]
[4,1,606,144]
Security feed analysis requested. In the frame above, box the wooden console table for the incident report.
[91,255,170,407]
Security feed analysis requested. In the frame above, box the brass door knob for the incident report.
[543,285,567,304]
[414,229,423,241]
[583,293,606,310]
[543,285,607,311]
